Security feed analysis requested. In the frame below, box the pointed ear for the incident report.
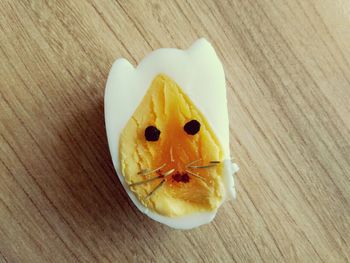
[105,58,134,104]
[105,57,135,124]
[187,38,217,58]
[187,38,222,73]
[185,38,225,94]
[110,58,134,80]
[104,58,135,168]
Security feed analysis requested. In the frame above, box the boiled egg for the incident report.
[105,38,238,229]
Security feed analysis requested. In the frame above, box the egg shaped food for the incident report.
[105,38,238,229]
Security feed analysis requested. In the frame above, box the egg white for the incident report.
[104,38,238,229]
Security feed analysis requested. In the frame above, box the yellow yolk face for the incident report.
[119,74,224,217]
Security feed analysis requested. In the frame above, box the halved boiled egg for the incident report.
[105,38,238,229]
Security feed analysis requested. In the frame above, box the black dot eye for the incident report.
[145,126,160,141]
[184,120,200,135]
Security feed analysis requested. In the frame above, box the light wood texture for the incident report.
[1,0,349,262]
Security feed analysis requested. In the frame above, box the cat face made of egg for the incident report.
[105,38,238,229]
[120,74,224,217]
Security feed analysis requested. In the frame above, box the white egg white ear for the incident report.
[187,38,224,75]
[104,58,135,169]
[185,38,227,110]
[188,38,216,57]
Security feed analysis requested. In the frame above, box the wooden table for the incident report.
[1,1,349,262]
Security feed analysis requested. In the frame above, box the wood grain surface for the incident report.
[1,0,349,262]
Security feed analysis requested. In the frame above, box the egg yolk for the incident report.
[119,74,225,217]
